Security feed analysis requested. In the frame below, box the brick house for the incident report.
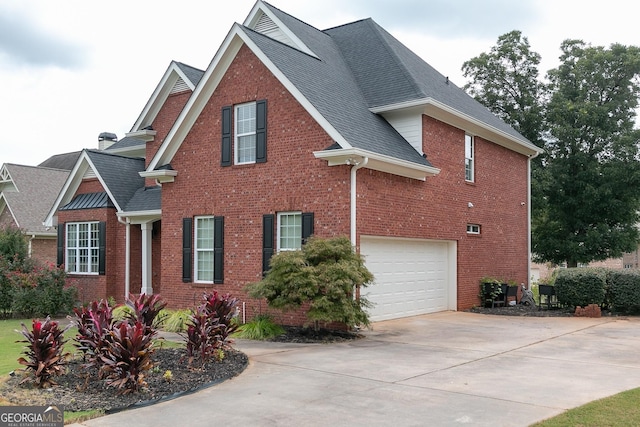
[0,157,77,265]
[46,1,541,323]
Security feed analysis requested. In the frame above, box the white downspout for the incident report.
[117,216,131,299]
[349,157,368,246]
[28,235,35,258]
[527,152,540,289]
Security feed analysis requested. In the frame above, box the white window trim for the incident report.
[194,215,215,283]
[277,211,302,252]
[467,223,481,235]
[234,101,257,165]
[66,221,100,275]
[465,134,474,182]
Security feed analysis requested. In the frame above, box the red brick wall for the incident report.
[57,179,144,305]
[158,45,350,325]
[356,117,529,309]
[30,238,57,265]
[153,44,532,320]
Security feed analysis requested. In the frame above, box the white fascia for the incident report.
[314,147,440,181]
[147,24,350,172]
[371,98,543,157]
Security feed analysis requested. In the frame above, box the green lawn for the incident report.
[531,387,640,426]
[0,318,32,375]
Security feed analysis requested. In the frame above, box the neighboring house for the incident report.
[0,161,77,264]
[46,1,542,323]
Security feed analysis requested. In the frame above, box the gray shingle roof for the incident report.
[125,186,161,212]
[254,2,530,160]
[175,62,205,87]
[105,136,145,151]
[38,151,82,170]
[244,7,433,168]
[327,19,526,143]
[84,150,145,211]
[1,164,69,234]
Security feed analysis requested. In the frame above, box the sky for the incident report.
[0,0,638,167]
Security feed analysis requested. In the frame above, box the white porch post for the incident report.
[141,222,153,295]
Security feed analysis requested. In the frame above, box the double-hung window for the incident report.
[235,102,257,164]
[194,216,215,282]
[278,212,303,251]
[66,222,100,274]
[465,134,474,182]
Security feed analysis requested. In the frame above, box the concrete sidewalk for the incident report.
[71,312,640,426]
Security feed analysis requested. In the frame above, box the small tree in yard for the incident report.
[248,236,374,330]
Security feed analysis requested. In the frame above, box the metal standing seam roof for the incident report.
[59,192,113,210]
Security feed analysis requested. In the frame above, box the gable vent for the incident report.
[171,77,190,94]
[253,11,294,47]
[82,168,97,180]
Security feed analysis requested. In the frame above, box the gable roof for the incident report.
[38,151,81,170]
[0,164,69,235]
[145,1,538,181]
[44,150,146,226]
[130,61,205,133]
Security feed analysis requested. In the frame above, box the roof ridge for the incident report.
[85,149,144,162]
[363,19,425,100]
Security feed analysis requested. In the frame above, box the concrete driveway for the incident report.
[74,312,640,426]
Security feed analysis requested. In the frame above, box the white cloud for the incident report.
[0,0,637,166]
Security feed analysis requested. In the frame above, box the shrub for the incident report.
[234,314,284,340]
[555,268,607,308]
[100,321,156,394]
[184,291,239,366]
[4,260,75,318]
[16,316,71,387]
[163,309,192,333]
[0,227,29,268]
[608,270,640,314]
[248,236,374,329]
[71,300,114,373]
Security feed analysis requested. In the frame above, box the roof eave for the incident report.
[313,148,440,181]
[371,99,544,157]
[139,169,177,184]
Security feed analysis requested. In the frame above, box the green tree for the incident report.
[534,40,640,267]
[463,34,640,268]
[462,30,547,223]
[0,227,29,267]
[462,30,545,147]
[247,236,374,329]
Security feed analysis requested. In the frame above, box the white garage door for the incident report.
[361,236,455,321]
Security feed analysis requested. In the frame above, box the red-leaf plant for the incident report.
[16,316,72,388]
[99,320,156,394]
[71,299,113,377]
[124,293,167,331]
[183,292,239,367]
[201,291,239,343]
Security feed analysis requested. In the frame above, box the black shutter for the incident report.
[56,223,64,268]
[98,221,106,275]
[221,106,232,166]
[301,212,314,244]
[262,214,275,275]
[182,218,193,282]
[256,100,267,163]
[213,216,224,284]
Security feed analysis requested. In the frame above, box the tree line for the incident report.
[462,31,640,268]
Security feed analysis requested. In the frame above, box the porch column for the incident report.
[141,222,153,295]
